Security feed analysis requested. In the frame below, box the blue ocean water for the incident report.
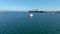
[0,11,60,34]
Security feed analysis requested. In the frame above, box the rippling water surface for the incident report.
[0,11,60,34]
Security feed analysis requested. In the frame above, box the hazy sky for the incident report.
[0,0,60,11]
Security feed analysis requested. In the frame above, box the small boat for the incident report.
[30,13,33,17]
